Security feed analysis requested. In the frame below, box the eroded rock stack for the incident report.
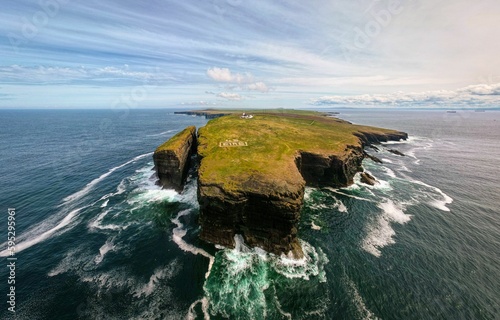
[153,126,196,192]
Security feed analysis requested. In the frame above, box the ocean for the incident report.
[0,109,498,319]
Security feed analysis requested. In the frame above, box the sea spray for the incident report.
[203,236,329,319]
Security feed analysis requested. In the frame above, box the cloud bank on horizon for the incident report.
[0,0,499,108]
[314,83,500,107]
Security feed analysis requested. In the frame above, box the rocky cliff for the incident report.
[295,146,364,188]
[193,112,408,259]
[354,130,408,146]
[153,126,196,191]
[198,174,305,258]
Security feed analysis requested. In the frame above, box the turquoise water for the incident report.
[0,109,498,319]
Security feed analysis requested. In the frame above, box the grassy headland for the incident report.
[196,110,403,193]
[155,126,196,157]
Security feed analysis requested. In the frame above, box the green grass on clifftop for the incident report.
[155,126,195,155]
[196,111,401,194]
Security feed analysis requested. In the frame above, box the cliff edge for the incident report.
[153,126,196,191]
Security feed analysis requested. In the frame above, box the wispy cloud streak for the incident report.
[0,0,499,108]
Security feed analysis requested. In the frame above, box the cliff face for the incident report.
[198,177,305,258]
[296,146,364,188]
[354,131,408,146]
[153,126,196,191]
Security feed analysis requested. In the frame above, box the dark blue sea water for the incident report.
[0,109,498,319]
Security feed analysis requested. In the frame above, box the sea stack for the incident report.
[153,126,197,192]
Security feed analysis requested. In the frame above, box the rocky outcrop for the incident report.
[360,172,378,185]
[368,145,380,151]
[388,149,405,156]
[354,130,408,146]
[153,126,196,191]
[295,146,364,188]
[364,152,383,164]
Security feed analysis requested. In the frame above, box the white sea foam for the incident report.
[400,165,412,172]
[382,167,396,178]
[100,199,109,208]
[273,241,328,282]
[146,129,176,137]
[127,189,178,206]
[187,297,210,320]
[401,173,453,212]
[1,154,154,257]
[309,203,329,210]
[304,187,314,201]
[202,236,329,319]
[309,194,347,214]
[0,206,86,257]
[274,292,293,320]
[415,181,453,212]
[116,179,127,194]
[380,139,407,145]
[48,249,82,277]
[94,239,115,264]
[379,200,411,224]
[311,221,321,230]
[88,209,128,231]
[362,200,411,257]
[61,152,152,206]
[327,188,375,202]
[133,260,180,298]
[171,209,214,279]
[80,269,137,295]
[344,275,376,320]
[126,164,180,206]
[365,178,392,191]
[335,199,348,212]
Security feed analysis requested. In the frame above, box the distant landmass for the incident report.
[154,109,407,258]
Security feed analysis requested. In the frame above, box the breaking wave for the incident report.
[0,153,152,257]
[201,235,329,319]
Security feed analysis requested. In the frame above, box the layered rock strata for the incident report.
[153,126,196,192]
[198,175,305,258]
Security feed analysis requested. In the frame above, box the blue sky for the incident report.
[1,0,499,108]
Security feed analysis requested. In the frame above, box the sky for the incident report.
[1,0,499,109]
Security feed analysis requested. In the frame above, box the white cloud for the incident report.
[207,67,270,95]
[207,67,234,82]
[247,81,269,93]
[0,65,171,85]
[206,67,254,84]
[313,83,500,106]
[217,92,243,101]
